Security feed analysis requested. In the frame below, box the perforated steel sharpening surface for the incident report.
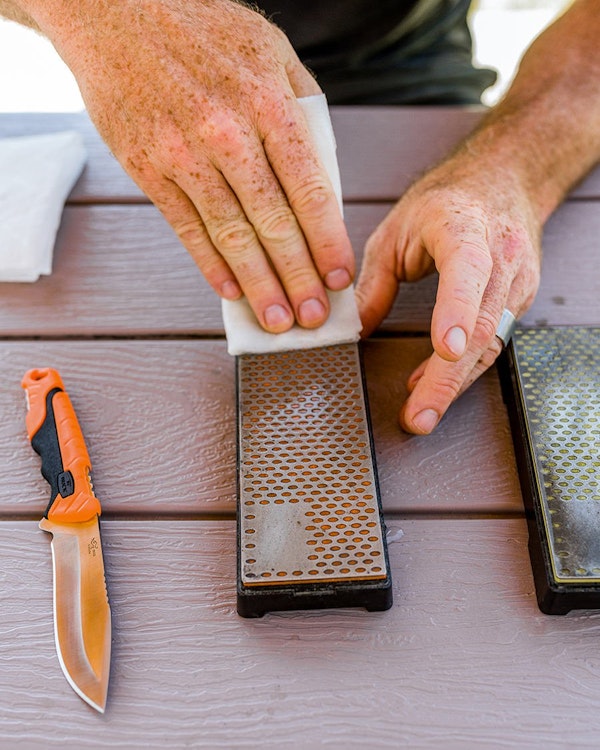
[236,343,392,617]
[503,327,600,613]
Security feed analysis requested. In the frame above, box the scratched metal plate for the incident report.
[511,327,600,583]
[237,343,388,587]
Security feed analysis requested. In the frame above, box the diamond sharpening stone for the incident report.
[499,327,600,615]
[235,343,393,617]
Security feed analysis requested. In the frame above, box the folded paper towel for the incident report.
[222,94,362,356]
[0,130,87,282]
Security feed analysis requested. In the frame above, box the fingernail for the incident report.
[325,268,352,290]
[221,280,241,300]
[412,409,439,434]
[264,304,292,330]
[444,326,467,357]
[298,297,326,327]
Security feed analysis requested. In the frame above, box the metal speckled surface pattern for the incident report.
[237,343,388,587]
[512,327,600,582]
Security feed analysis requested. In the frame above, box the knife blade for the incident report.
[22,368,111,713]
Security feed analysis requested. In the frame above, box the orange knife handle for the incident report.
[22,368,101,523]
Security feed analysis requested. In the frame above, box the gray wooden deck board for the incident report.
[2,107,598,749]
[0,339,521,517]
[0,201,597,336]
[2,519,600,749]
[2,108,600,202]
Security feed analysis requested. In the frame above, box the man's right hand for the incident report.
[18,0,354,332]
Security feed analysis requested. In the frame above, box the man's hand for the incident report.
[357,0,600,435]
[356,156,542,434]
[16,0,354,332]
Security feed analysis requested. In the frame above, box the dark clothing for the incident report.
[256,0,496,104]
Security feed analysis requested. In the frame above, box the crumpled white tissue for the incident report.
[0,131,87,282]
[222,94,362,356]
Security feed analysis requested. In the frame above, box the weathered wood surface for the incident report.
[3,519,600,749]
[0,339,521,517]
[2,108,600,202]
[1,200,598,336]
[1,108,598,749]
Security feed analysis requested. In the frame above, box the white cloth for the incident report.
[0,131,87,282]
[222,94,361,356]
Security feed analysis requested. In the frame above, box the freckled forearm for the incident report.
[454,0,600,225]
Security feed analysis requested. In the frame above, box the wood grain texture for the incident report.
[0,205,217,337]
[3,109,600,201]
[3,518,600,749]
[520,202,600,327]
[2,107,599,750]
[0,339,522,517]
[362,340,522,515]
[0,203,435,336]
[331,106,600,202]
[1,341,237,517]
[1,201,598,336]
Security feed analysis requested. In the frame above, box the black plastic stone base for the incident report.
[498,330,600,616]
[237,576,393,618]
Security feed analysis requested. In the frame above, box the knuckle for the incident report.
[202,112,247,154]
[478,344,501,371]
[212,219,256,256]
[497,224,534,265]
[279,265,320,292]
[288,176,331,216]
[472,310,499,347]
[255,206,299,245]
[458,243,494,280]
[449,285,486,315]
[430,372,464,404]
[173,219,208,248]
[473,247,494,277]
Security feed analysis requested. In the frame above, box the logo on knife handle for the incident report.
[88,538,99,557]
[58,470,75,498]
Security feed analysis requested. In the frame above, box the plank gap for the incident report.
[0,333,227,342]
[384,510,526,521]
[0,511,237,523]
